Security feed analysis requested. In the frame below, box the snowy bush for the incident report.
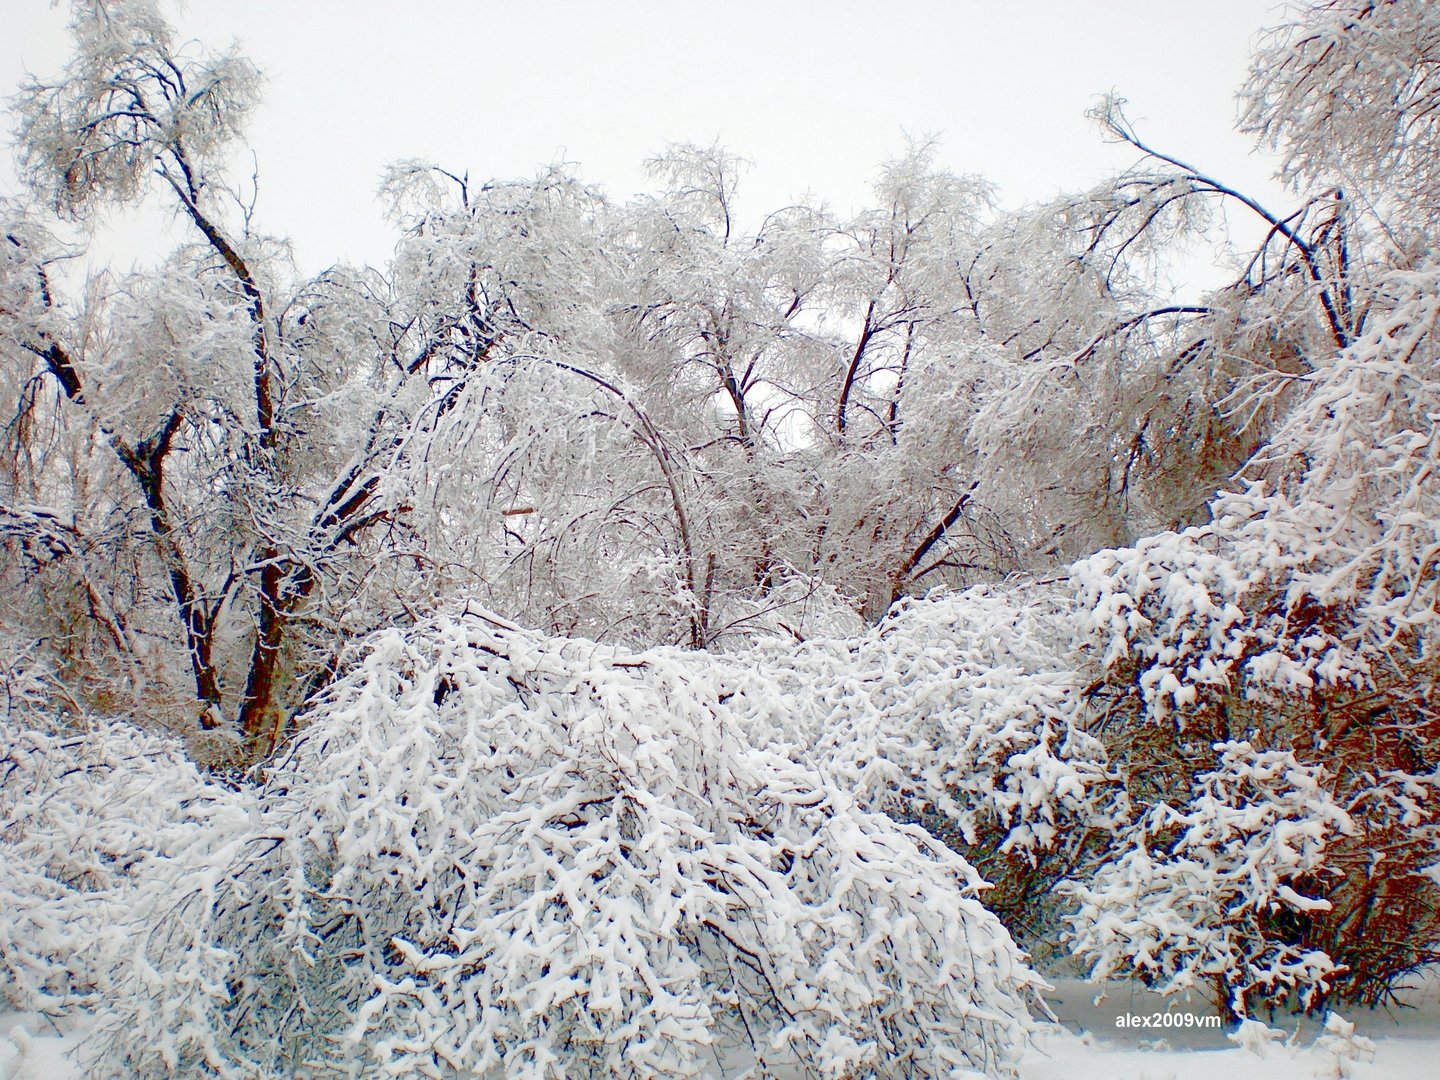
[784,586,1121,854]
[1064,742,1352,1016]
[1065,262,1440,1011]
[757,586,1124,953]
[87,607,1044,1079]
[1070,522,1440,1007]
[1227,1017,1288,1059]
[1312,1011,1375,1079]
[0,697,249,1016]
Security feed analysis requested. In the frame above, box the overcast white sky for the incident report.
[3,0,1291,282]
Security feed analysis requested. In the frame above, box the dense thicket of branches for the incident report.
[3,0,1438,1074]
[0,5,1269,765]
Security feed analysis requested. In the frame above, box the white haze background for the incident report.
[3,0,1287,279]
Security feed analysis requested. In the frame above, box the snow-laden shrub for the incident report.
[1066,264,1440,1009]
[1071,514,1440,1004]
[1073,265,1440,710]
[1064,742,1353,1016]
[781,586,1121,854]
[1227,1017,1287,1059]
[90,607,1043,1079]
[0,690,250,1015]
[752,585,1123,954]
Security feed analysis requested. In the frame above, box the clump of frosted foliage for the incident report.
[90,606,1043,1079]
[1074,264,1440,717]
[1312,1012,1376,1079]
[757,585,1121,853]
[1064,742,1352,1014]
[0,694,251,1016]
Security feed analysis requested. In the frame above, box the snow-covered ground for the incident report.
[5,974,1436,1079]
[1025,974,1440,1078]
[0,1012,87,1080]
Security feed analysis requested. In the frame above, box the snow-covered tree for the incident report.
[1064,260,1440,1011]
[4,2,491,763]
